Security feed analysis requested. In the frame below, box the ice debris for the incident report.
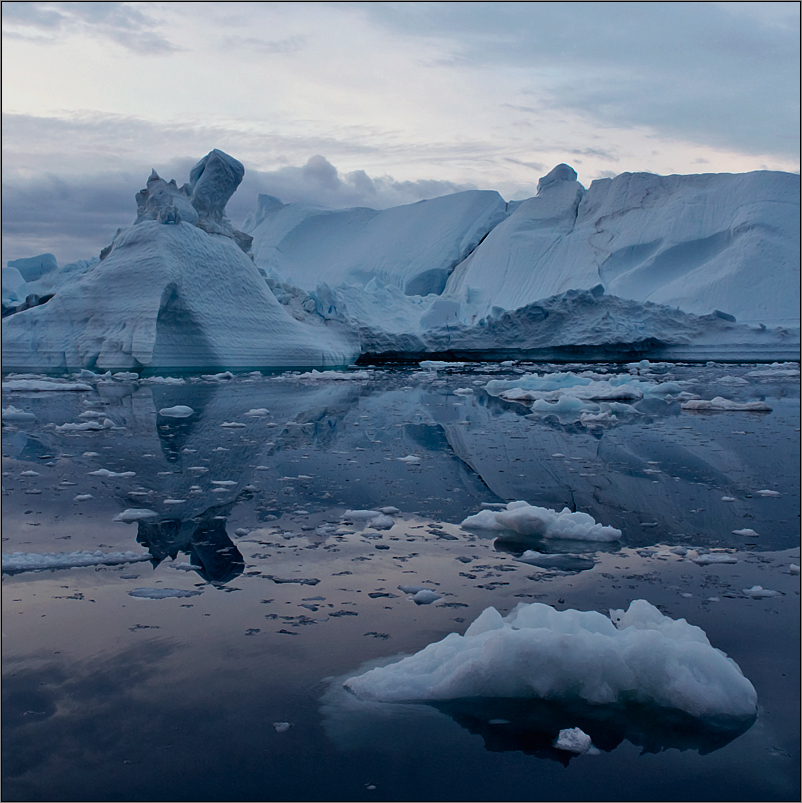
[554,727,596,754]
[681,397,772,412]
[158,405,194,418]
[114,508,159,523]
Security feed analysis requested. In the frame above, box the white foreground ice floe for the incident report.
[343,599,757,719]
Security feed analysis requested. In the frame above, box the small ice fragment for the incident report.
[2,406,36,423]
[163,499,186,505]
[90,469,136,478]
[378,506,400,515]
[220,421,246,428]
[234,528,249,536]
[19,470,40,477]
[244,408,270,416]
[692,554,738,565]
[158,405,194,418]
[790,564,800,575]
[670,547,687,556]
[721,497,736,502]
[411,589,442,605]
[211,480,237,486]
[273,722,292,733]
[733,529,759,537]
[83,451,100,457]
[742,585,780,599]
[397,455,421,464]
[74,494,93,501]
[554,727,594,754]
[551,453,564,458]
[453,388,474,396]
[129,588,202,599]
[756,490,781,498]
[114,509,158,523]
[256,466,270,471]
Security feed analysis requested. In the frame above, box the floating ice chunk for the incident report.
[790,564,800,575]
[397,455,421,464]
[411,589,442,605]
[114,508,158,523]
[74,494,93,501]
[2,549,150,573]
[691,554,738,565]
[2,379,92,392]
[461,502,621,542]
[220,421,246,428]
[296,369,372,380]
[343,510,384,521]
[419,361,466,369]
[202,371,235,381]
[453,388,474,396]
[56,419,114,432]
[19,470,40,477]
[368,515,395,530]
[755,489,781,497]
[518,551,595,572]
[112,371,140,381]
[129,588,202,599]
[90,469,136,478]
[244,408,270,416]
[554,727,595,754]
[681,397,772,412]
[211,480,237,486]
[2,406,36,423]
[163,499,186,505]
[158,405,194,418]
[140,376,186,385]
[721,496,736,502]
[273,722,292,733]
[378,506,400,515]
[742,585,780,599]
[732,529,759,537]
[343,599,757,719]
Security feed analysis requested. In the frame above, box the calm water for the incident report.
[2,361,799,801]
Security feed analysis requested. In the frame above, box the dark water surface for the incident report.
[2,361,799,801]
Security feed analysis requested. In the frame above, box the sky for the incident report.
[2,1,799,264]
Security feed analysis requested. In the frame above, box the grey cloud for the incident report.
[2,1,180,54]
[360,2,800,159]
[222,34,307,54]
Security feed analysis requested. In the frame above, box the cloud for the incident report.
[2,1,180,54]
[221,34,307,54]
[359,2,800,159]
[1,152,479,265]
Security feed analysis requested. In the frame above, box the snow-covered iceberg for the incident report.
[2,150,359,373]
[343,599,758,721]
[4,154,798,371]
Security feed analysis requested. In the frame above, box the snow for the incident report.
[2,549,150,573]
[343,599,757,720]
[461,501,621,542]
[681,397,773,412]
[158,405,194,418]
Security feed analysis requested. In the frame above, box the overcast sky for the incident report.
[2,1,799,263]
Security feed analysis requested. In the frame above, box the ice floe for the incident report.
[461,501,621,542]
[2,549,150,573]
[343,599,757,720]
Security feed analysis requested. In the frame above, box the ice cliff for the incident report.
[2,151,799,372]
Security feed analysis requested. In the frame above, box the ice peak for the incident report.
[130,149,252,254]
[537,164,578,193]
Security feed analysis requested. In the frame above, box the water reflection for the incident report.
[432,696,756,760]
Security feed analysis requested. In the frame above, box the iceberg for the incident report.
[2,151,359,373]
[343,599,758,721]
[3,154,798,371]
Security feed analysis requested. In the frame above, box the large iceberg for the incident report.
[343,599,758,721]
[3,152,798,372]
[2,151,358,372]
